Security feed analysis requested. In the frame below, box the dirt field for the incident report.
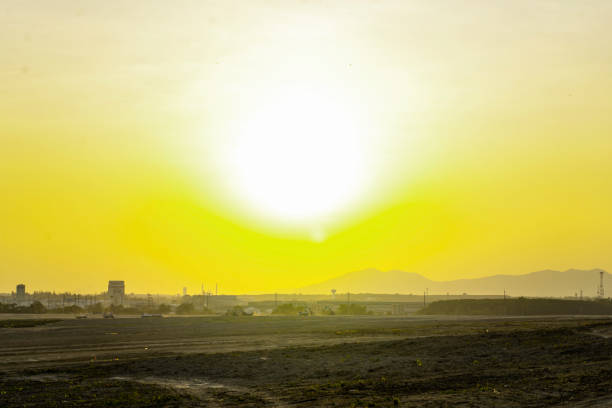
[1,315,612,407]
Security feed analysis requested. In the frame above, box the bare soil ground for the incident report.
[1,315,612,407]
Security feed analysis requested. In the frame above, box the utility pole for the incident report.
[274,293,278,308]
[423,291,426,307]
[347,292,350,306]
[504,289,506,300]
[215,283,218,296]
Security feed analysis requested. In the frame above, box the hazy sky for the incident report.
[1,1,612,294]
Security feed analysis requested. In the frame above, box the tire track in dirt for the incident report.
[112,376,287,407]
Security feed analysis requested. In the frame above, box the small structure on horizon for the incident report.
[108,280,125,306]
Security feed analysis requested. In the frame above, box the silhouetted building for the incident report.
[16,284,26,304]
[108,280,125,306]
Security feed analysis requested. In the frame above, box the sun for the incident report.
[220,85,371,227]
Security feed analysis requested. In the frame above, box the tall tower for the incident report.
[16,284,26,304]
[597,271,605,298]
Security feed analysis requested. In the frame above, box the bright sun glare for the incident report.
[222,86,371,226]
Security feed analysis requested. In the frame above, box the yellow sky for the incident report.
[1,1,612,294]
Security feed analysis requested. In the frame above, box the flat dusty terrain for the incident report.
[1,315,612,407]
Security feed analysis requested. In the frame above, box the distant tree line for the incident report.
[336,303,370,315]
[272,303,307,315]
[0,301,47,314]
[0,301,212,315]
[226,305,252,316]
[418,298,612,316]
[270,303,371,315]
[174,303,213,315]
[1,300,376,316]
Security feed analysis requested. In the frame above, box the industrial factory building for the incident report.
[108,280,125,306]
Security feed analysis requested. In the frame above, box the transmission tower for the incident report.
[597,271,605,298]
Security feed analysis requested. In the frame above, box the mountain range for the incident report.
[298,268,609,297]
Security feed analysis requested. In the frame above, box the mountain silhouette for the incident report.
[299,268,608,297]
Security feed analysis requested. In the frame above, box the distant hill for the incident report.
[299,268,609,298]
